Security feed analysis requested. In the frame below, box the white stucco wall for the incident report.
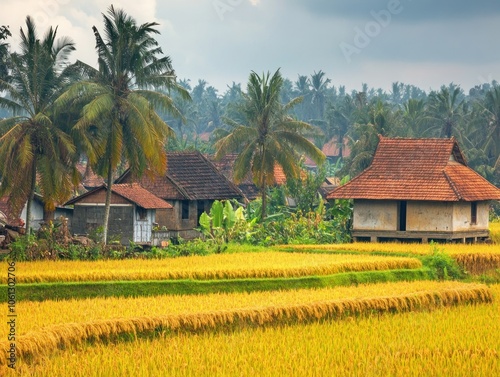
[354,200,491,234]
[20,200,44,230]
[406,201,453,232]
[353,200,398,231]
[452,201,489,231]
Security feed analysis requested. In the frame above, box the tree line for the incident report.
[0,6,323,239]
[167,73,500,186]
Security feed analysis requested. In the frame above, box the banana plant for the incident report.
[199,200,254,250]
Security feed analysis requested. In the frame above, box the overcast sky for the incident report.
[3,0,500,94]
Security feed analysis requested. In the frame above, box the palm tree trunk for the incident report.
[102,157,113,244]
[261,179,267,221]
[25,160,37,235]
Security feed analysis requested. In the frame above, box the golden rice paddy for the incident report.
[490,221,500,244]
[0,252,422,283]
[276,242,500,256]
[278,242,500,275]
[5,283,498,377]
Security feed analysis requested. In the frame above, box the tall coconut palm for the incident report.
[0,25,11,81]
[215,69,325,219]
[0,17,78,233]
[310,70,331,120]
[400,98,428,137]
[56,6,189,243]
[427,85,464,138]
[482,86,500,168]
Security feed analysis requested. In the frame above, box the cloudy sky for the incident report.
[3,0,500,94]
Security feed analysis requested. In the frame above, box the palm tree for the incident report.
[56,6,189,243]
[400,98,428,137]
[215,69,325,219]
[427,85,464,138]
[0,17,78,233]
[0,25,11,80]
[482,86,500,167]
[310,70,331,120]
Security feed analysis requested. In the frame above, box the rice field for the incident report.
[276,242,500,256]
[1,280,488,340]
[2,241,498,375]
[1,252,422,283]
[491,221,500,244]
[5,284,499,377]
[278,242,500,275]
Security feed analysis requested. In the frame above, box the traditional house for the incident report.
[0,194,72,230]
[65,183,172,244]
[116,151,244,239]
[327,136,500,243]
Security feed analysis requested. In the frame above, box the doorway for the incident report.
[398,201,407,231]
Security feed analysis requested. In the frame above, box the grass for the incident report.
[0,268,432,302]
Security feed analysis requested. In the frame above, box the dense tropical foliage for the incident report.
[214,69,325,219]
[55,6,189,243]
[0,17,79,233]
[0,7,499,242]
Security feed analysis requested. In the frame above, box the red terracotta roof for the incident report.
[327,136,500,201]
[66,184,172,209]
[322,137,351,157]
[111,184,172,209]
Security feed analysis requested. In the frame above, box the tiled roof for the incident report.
[327,136,500,201]
[117,152,243,201]
[322,137,351,157]
[111,184,172,209]
[65,183,172,209]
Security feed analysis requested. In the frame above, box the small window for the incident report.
[137,207,147,221]
[182,200,190,220]
[471,202,477,225]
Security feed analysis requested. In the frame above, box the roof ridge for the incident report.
[442,170,462,201]
[199,153,246,199]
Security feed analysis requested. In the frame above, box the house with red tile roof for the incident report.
[65,183,172,244]
[327,136,500,243]
[116,151,244,239]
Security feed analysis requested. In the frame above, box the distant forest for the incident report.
[1,66,499,186]
[159,72,500,186]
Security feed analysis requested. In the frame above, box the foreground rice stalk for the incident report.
[0,283,491,366]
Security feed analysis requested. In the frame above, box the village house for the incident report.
[116,151,244,239]
[0,194,72,230]
[65,183,172,245]
[327,136,500,243]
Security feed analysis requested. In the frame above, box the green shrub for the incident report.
[422,242,464,280]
